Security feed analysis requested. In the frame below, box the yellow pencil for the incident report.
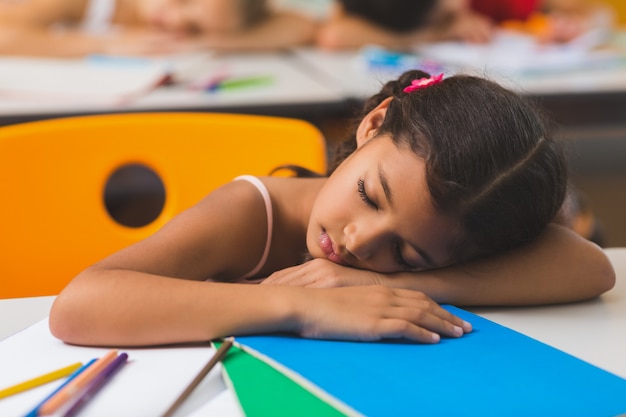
[0,362,83,400]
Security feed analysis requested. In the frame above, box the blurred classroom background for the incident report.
[0,0,625,246]
[566,0,626,248]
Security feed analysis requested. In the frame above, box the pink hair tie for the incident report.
[403,73,444,93]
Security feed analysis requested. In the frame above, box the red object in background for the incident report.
[471,0,541,22]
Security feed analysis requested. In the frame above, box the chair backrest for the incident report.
[604,0,626,25]
[0,113,327,298]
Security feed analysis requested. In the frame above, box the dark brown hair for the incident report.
[339,0,438,32]
[331,70,567,262]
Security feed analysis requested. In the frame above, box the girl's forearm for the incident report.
[50,267,472,347]
[382,225,615,306]
[0,26,104,57]
[201,11,316,51]
[49,269,299,347]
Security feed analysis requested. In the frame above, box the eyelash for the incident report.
[358,179,414,270]
[357,179,377,209]
[394,240,415,270]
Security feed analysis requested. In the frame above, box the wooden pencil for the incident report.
[161,337,234,417]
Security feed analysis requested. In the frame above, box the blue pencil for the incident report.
[22,359,97,417]
[61,353,128,417]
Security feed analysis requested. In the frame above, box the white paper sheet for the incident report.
[0,56,170,105]
[0,319,240,417]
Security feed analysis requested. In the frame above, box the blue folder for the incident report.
[236,306,626,417]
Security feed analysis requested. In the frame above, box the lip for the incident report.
[319,230,346,265]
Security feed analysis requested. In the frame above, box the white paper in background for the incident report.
[416,28,621,76]
[0,56,171,104]
[0,319,233,417]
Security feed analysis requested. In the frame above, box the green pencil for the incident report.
[212,75,274,92]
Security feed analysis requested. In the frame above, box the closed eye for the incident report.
[357,179,377,209]
[393,240,418,271]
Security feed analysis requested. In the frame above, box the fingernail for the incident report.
[452,325,463,336]
[462,320,473,333]
[431,333,440,343]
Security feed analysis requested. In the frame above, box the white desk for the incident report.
[1,247,625,417]
[0,52,345,125]
[0,296,54,342]
[474,247,626,379]
[1,46,625,128]
[292,35,626,99]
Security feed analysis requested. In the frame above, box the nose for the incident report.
[344,220,388,262]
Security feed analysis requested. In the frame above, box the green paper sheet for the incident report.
[216,343,351,417]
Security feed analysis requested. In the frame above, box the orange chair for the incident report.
[0,113,327,298]
[604,0,626,26]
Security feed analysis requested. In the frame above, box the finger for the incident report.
[262,267,310,286]
[261,275,293,285]
[385,292,472,334]
[414,308,467,338]
[385,305,465,339]
[260,274,280,285]
[421,305,473,334]
[373,319,442,344]
[261,267,293,284]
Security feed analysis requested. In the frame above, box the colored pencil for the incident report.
[38,350,118,415]
[0,362,83,400]
[61,353,128,417]
[160,337,234,417]
[22,359,97,417]
[207,75,273,92]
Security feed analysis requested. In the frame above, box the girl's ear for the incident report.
[356,97,393,147]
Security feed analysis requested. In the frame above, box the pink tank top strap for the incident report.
[234,175,273,279]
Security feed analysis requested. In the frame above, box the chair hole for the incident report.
[104,164,166,228]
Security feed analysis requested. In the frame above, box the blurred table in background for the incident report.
[1,37,625,244]
[0,52,346,127]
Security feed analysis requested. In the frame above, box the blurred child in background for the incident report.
[316,0,493,50]
[316,0,613,50]
[0,0,315,57]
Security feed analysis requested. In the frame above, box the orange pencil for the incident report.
[38,350,118,416]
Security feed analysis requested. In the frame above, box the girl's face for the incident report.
[139,0,243,34]
[306,134,460,273]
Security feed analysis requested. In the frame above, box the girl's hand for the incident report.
[543,13,588,43]
[294,286,472,343]
[442,10,493,43]
[99,29,203,56]
[262,258,384,288]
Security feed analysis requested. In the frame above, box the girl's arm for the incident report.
[49,181,469,346]
[191,10,316,52]
[0,26,188,57]
[0,0,189,57]
[545,0,614,43]
[50,271,468,346]
[389,224,615,306]
[0,0,92,56]
[315,0,492,50]
[263,224,615,306]
[0,14,199,58]
[0,0,81,26]
[316,11,492,50]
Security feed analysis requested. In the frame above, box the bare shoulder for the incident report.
[259,176,325,201]
[96,179,275,281]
